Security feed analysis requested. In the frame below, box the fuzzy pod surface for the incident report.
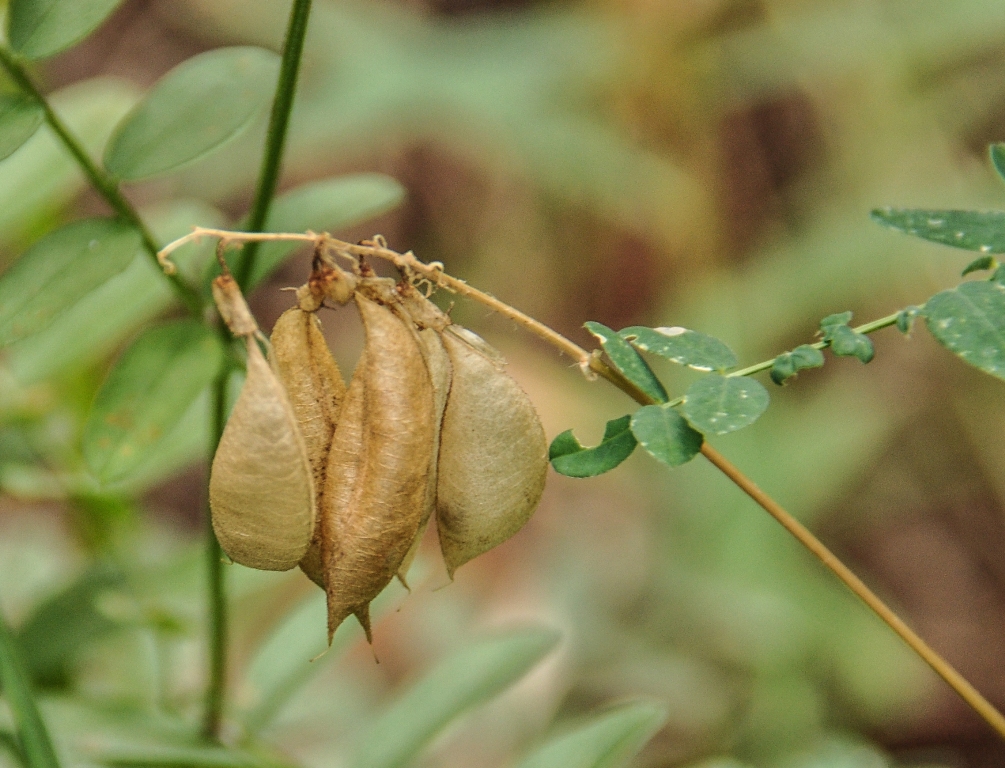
[436,326,548,577]
[209,337,315,570]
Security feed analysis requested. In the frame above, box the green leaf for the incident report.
[819,311,853,336]
[962,255,997,276]
[0,608,60,768]
[681,375,770,436]
[828,325,874,363]
[619,326,736,372]
[923,280,1005,380]
[82,320,225,484]
[991,143,1005,184]
[350,628,560,768]
[584,322,667,403]
[96,744,285,768]
[770,344,824,385]
[549,415,637,478]
[8,0,124,59]
[870,208,1005,254]
[0,218,141,346]
[235,174,407,289]
[0,95,44,161]
[896,306,921,335]
[104,47,280,180]
[515,702,668,768]
[629,406,703,467]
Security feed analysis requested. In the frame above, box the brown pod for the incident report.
[209,337,315,570]
[269,308,347,588]
[322,295,435,641]
[436,326,548,577]
[396,327,453,587]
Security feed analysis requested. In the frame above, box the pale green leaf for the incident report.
[620,326,736,372]
[549,415,637,478]
[0,95,44,161]
[871,208,1005,254]
[0,218,141,345]
[924,279,1005,380]
[682,375,770,436]
[515,702,668,768]
[584,322,667,403]
[82,320,224,484]
[8,0,124,59]
[629,406,702,467]
[105,47,280,180]
[350,628,560,768]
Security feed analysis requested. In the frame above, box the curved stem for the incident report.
[0,45,202,314]
[233,0,313,291]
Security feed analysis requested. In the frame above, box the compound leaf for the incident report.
[550,415,637,478]
[584,322,667,403]
[629,406,702,467]
[105,47,279,180]
[0,218,141,346]
[8,0,124,59]
[0,95,44,161]
[924,279,1005,380]
[871,208,1005,254]
[82,319,224,484]
[682,375,769,436]
[619,326,736,372]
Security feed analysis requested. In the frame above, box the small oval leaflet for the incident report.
[682,374,769,436]
[584,321,667,404]
[923,280,1005,381]
[629,406,703,467]
[8,0,125,59]
[0,95,44,161]
[550,414,637,478]
[619,325,737,372]
[871,208,1005,254]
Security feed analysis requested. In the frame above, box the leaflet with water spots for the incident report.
[871,208,1005,254]
[584,322,668,404]
[619,326,737,372]
[924,280,1005,381]
[629,406,702,467]
[681,374,769,436]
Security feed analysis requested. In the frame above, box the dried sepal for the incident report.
[209,336,315,570]
[322,295,435,641]
[212,274,258,337]
[436,325,548,577]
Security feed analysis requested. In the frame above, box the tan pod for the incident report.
[269,307,347,588]
[209,336,316,571]
[322,295,435,641]
[436,326,548,577]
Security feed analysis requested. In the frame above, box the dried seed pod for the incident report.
[269,307,347,588]
[436,325,548,577]
[396,327,452,586]
[322,295,435,641]
[209,336,315,570]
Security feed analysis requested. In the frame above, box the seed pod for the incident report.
[396,327,452,586]
[269,307,347,588]
[209,336,315,570]
[436,326,548,577]
[322,295,435,641]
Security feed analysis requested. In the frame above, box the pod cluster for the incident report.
[208,261,548,642]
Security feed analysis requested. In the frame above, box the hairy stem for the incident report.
[233,0,313,290]
[0,45,202,314]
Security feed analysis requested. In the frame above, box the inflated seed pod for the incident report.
[436,325,548,577]
[209,335,316,570]
[396,327,452,587]
[322,295,435,641]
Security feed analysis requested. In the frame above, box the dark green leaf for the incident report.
[819,311,853,337]
[991,143,1005,184]
[828,325,874,363]
[681,375,769,436]
[549,415,637,478]
[8,0,124,59]
[924,280,1005,380]
[350,628,560,768]
[515,702,668,768]
[629,406,702,467]
[584,322,667,403]
[16,563,124,688]
[0,218,141,345]
[82,320,225,484]
[896,306,921,335]
[770,344,824,385]
[619,326,736,372]
[870,208,1005,254]
[104,47,280,180]
[962,255,997,276]
[0,95,44,161]
[0,608,60,768]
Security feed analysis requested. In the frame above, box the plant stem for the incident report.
[0,45,202,315]
[0,604,60,768]
[233,0,313,291]
[202,369,230,742]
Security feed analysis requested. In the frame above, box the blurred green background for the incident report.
[3,0,1005,765]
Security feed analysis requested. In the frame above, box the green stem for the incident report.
[202,368,230,742]
[0,604,60,768]
[234,0,313,290]
[0,46,203,314]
